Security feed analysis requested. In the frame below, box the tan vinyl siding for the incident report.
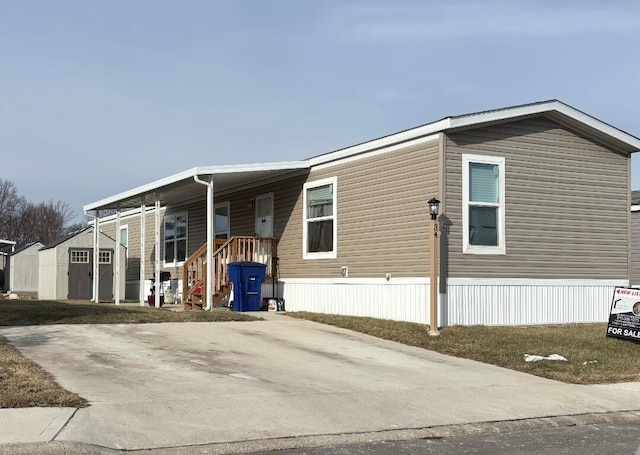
[100,208,167,281]
[631,211,640,285]
[445,116,629,279]
[280,140,440,278]
[172,174,308,265]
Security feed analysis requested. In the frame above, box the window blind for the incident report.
[469,163,499,203]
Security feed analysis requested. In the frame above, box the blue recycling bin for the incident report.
[228,262,267,312]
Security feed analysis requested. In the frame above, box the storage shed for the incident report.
[6,242,43,295]
[38,228,126,300]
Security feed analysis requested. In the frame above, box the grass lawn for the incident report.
[0,300,260,326]
[288,312,640,385]
[0,299,261,408]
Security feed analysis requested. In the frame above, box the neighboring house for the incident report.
[630,191,640,286]
[6,242,44,295]
[86,100,640,326]
[38,228,126,301]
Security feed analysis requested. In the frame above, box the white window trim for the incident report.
[462,154,506,255]
[119,224,129,264]
[163,212,188,267]
[70,250,90,264]
[98,250,112,264]
[303,176,338,260]
[215,201,230,239]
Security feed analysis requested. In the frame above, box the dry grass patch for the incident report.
[0,300,260,326]
[0,336,87,408]
[288,312,640,384]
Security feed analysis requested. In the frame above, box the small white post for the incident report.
[193,175,214,311]
[94,210,101,303]
[154,198,161,308]
[140,200,146,306]
[115,208,121,305]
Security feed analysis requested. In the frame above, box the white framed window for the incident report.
[164,213,188,265]
[303,177,337,259]
[215,202,230,240]
[70,250,89,263]
[462,154,506,255]
[98,250,112,264]
[119,225,128,264]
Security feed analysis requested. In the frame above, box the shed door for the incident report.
[98,250,113,300]
[68,249,92,300]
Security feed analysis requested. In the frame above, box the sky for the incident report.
[2,1,640,222]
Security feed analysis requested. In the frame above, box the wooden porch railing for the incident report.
[182,236,277,309]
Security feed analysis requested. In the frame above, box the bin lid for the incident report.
[228,261,268,268]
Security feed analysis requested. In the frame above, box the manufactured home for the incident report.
[88,100,640,326]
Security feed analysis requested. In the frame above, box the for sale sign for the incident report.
[607,287,640,343]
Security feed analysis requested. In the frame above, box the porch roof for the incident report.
[84,161,310,212]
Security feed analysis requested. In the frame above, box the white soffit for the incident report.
[84,161,309,212]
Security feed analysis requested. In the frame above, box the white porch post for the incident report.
[154,198,161,308]
[93,210,100,303]
[193,175,214,311]
[206,179,214,311]
[115,208,121,305]
[139,200,146,306]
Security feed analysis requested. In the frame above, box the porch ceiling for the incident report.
[84,162,310,212]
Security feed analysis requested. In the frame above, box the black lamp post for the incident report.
[428,197,440,221]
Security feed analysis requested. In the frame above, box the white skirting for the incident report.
[279,278,628,326]
[280,278,431,324]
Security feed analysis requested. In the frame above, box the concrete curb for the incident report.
[2,409,640,454]
[38,408,77,442]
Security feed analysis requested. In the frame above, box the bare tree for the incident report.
[17,200,75,246]
[0,179,78,247]
[0,179,27,242]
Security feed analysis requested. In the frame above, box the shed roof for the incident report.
[40,227,120,251]
[10,241,44,256]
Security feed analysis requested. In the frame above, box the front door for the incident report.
[254,193,274,266]
[68,249,92,299]
[254,193,274,238]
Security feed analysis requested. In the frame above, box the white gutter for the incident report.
[115,209,121,305]
[193,175,214,311]
[92,212,100,302]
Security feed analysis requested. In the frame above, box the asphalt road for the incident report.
[251,423,640,455]
[2,423,640,454]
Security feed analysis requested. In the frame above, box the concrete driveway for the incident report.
[2,313,640,451]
